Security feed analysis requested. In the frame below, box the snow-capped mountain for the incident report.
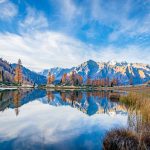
[39,67,74,80]
[46,91,127,116]
[40,60,150,85]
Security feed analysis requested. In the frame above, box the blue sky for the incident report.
[0,0,150,71]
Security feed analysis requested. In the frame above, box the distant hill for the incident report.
[40,60,150,85]
[0,58,15,82]
[0,58,46,85]
[11,64,47,85]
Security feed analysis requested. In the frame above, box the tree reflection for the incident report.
[47,91,55,101]
[60,92,66,101]
[45,90,127,116]
[0,91,14,111]
[0,89,46,115]
[13,90,21,116]
[0,90,127,117]
[12,89,32,116]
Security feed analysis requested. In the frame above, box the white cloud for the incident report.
[0,31,91,71]
[19,7,49,32]
[48,0,87,34]
[0,100,127,145]
[90,0,150,41]
[59,0,77,21]
[0,0,18,20]
[0,0,6,3]
[53,0,83,22]
[49,0,150,42]
[96,45,150,64]
[0,31,149,72]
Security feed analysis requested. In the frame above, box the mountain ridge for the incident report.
[1,58,150,85]
[40,60,150,85]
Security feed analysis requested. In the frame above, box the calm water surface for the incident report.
[0,89,128,150]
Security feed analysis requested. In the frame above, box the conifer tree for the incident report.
[14,59,22,84]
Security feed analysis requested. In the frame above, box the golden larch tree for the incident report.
[51,74,55,83]
[61,73,67,84]
[14,59,22,84]
[47,72,55,84]
[47,72,52,84]
[78,75,83,85]
[87,78,92,85]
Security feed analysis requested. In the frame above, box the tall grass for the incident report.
[120,92,150,125]
[103,91,150,150]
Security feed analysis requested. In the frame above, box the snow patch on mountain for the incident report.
[39,60,150,85]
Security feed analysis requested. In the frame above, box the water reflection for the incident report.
[46,90,127,116]
[0,89,128,150]
[0,89,46,115]
[127,108,150,136]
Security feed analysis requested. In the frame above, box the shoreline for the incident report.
[0,84,149,91]
[0,86,34,91]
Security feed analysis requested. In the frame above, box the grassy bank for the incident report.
[103,89,150,150]
[120,92,150,125]
[103,128,150,150]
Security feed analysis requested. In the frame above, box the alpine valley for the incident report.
[0,58,150,85]
[39,60,150,85]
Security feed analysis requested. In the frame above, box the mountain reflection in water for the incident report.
[0,89,128,150]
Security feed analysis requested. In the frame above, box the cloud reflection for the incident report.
[0,98,127,149]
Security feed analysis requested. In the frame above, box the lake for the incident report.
[0,89,128,150]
